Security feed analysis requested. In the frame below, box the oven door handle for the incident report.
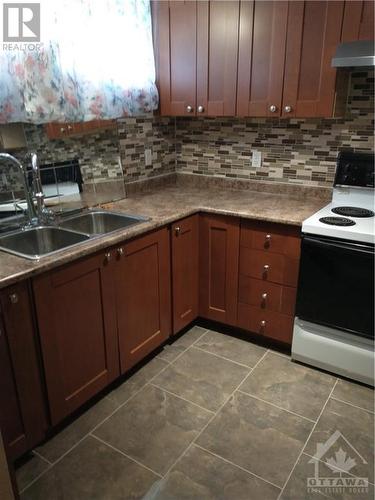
[303,236,374,255]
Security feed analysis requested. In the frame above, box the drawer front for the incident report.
[237,303,294,344]
[241,221,300,259]
[239,247,299,287]
[238,276,297,316]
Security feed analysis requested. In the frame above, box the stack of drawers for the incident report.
[237,220,301,344]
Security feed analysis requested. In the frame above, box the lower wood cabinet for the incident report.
[171,215,199,334]
[33,253,119,425]
[0,282,47,460]
[115,227,171,372]
[199,214,240,326]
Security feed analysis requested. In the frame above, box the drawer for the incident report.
[237,303,294,344]
[239,247,299,287]
[238,276,297,316]
[240,220,301,259]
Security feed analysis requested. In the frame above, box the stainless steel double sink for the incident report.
[0,210,148,260]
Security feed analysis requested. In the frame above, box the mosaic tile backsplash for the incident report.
[175,70,374,187]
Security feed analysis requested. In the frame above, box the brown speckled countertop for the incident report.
[0,185,329,289]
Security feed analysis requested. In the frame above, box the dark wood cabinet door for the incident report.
[341,0,374,42]
[282,1,344,118]
[116,228,171,372]
[196,1,240,116]
[33,254,119,425]
[237,1,288,117]
[153,0,197,116]
[171,215,199,334]
[199,214,240,326]
[0,282,47,460]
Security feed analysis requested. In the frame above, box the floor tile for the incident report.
[146,445,280,500]
[239,353,336,420]
[16,453,50,493]
[93,385,212,475]
[152,347,250,411]
[107,357,168,406]
[36,396,118,463]
[157,326,208,363]
[194,329,266,367]
[197,391,313,488]
[281,453,374,500]
[21,436,158,500]
[332,379,374,413]
[304,398,374,484]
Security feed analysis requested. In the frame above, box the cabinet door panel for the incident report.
[197,1,240,116]
[154,1,197,116]
[341,1,374,42]
[117,228,171,371]
[283,1,344,117]
[199,214,240,325]
[237,0,288,116]
[33,254,119,425]
[0,282,47,459]
[172,215,199,334]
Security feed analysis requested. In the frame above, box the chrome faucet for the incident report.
[0,152,38,225]
[26,152,54,224]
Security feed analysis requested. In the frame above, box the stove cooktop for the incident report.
[319,216,356,226]
[331,206,374,218]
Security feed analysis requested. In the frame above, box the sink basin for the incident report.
[59,210,147,235]
[0,226,90,260]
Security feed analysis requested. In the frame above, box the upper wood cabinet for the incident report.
[341,1,374,42]
[153,0,240,116]
[0,282,47,460]
[171,215,199,334]
[45,120,116,140]
[237,1,344,118]
[33,252,120,425]
[115,228,171,372]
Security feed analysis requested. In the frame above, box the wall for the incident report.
[175,70,374,187]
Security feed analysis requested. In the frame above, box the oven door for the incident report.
[296,235,374,339]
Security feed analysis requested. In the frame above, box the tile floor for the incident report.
[16,326,374,500]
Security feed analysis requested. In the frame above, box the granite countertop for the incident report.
[0,185,328,289]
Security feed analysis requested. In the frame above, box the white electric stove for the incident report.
[292,152,375,386]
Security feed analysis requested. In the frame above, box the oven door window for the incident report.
[296,236,374,339]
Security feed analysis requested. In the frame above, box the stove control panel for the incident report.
[334,152,374,188]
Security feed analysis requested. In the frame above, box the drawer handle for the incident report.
[175,226,181,236]
[9,293,18,304]
[265,234,271,247]
[263,264,270,276]
[117,247,124,258]
[104,252,111,263]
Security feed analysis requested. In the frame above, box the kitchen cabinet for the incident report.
[341,1,374,42]
[116,228,171,372]
[154,0,240,116]
[45,120,116,140]
[238,0,344,118]
[199,214,240,326]
[33,252,119,425]
[0,282,47,460]
[237,220,301,344]
[171,215,199,334]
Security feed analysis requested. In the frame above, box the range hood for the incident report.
[332,40,374,67]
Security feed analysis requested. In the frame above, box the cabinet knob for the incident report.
[9,293,18,304]
[186,105,193,113]
[261,292,268,301]
[260,320,266,328]
[263,264,270,272]
[269,105,277,113]
[265,234,271,247]
[284,105,292,113]
[197,105,204,113]
[60,127,66,133]
[67,125,73,131]
[117,247,124,258]
[174,226,181,236]
[104,252,111,263]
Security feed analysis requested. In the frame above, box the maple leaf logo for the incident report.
[325,448,357,476]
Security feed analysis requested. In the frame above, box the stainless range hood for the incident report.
[332,40,374,67]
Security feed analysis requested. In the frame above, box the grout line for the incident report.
[276,378,339,500]
[159,350,270,480]
[32,449,53,466]
[19,465,53,495]
[191,345,255,369]
[90,434,163,478]
[302,451,375,485]
[194,443,281,491]
[236,390,316,424]
[330,396,375,415]
[150,383,215,414]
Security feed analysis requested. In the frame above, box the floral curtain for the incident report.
[0,0,158,123]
